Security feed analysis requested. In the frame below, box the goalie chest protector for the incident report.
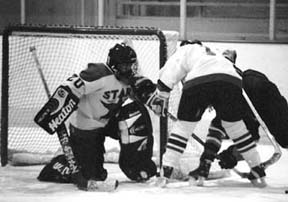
[242,69,288,148]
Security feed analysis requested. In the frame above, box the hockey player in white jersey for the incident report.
[147,40,266,187]
[34,42,157,190]
[193,47,288,183]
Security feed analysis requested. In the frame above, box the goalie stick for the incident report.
[30,46,118,191]
[29,47,51,98]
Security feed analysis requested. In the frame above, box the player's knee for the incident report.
[168,120,197,154]
[171,120,197,140]
[163,121,196,167]
[221,120,248,139]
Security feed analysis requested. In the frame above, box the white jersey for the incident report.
[159,44,241,90]
[64,63,131,130]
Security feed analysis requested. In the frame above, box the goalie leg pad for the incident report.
[118,101,156,181]
[34,85,79,134]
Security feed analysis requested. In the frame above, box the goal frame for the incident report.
[1,24,169,166]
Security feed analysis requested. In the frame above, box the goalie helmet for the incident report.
[107,43,138,84]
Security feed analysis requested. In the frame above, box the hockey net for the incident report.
[0,24,180,166]
[1,25,215,175]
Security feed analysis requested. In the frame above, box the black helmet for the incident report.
[107,43,138,83]
[180,39,202,47]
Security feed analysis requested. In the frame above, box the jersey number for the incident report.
[67,74,84,89]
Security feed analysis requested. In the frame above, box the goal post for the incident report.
[1,24,180,166]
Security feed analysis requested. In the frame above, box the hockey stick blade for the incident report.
[261,149,282,169]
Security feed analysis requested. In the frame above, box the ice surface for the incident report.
[0,145,287,202]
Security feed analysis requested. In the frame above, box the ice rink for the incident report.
[0,110,287,202]
[0,144,287,202]
[1,37,288,202]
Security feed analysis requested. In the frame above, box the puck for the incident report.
[285,190,288,194]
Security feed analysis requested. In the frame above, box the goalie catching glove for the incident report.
[146,80,171,117]
[131,75,156,103]
[131,76,169,117]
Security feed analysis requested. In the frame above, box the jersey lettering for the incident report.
[103,90,119,100]
[102,88,131,101]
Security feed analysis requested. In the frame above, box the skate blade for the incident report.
[196,176,205,186]
[87,179,119,192]
[155,177,168,188]
[251,177,267,188]
[188,176,205,186]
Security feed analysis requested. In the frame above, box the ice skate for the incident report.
[188,159,211,186]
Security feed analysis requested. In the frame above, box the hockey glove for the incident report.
[131,76,156,103]
[146,89,169,117]
[248,164,267,187]
[218,145,242,169]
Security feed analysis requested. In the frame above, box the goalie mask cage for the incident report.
[1,24,181,166]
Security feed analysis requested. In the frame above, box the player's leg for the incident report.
[185,81,256,183]
[217,82,266,187]
[69,125,107,181]
[189,116,226,179]
[161,84,210,179]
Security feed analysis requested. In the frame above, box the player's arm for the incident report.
[145,46,195,117]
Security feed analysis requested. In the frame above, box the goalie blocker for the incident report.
[34,85,79,134]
